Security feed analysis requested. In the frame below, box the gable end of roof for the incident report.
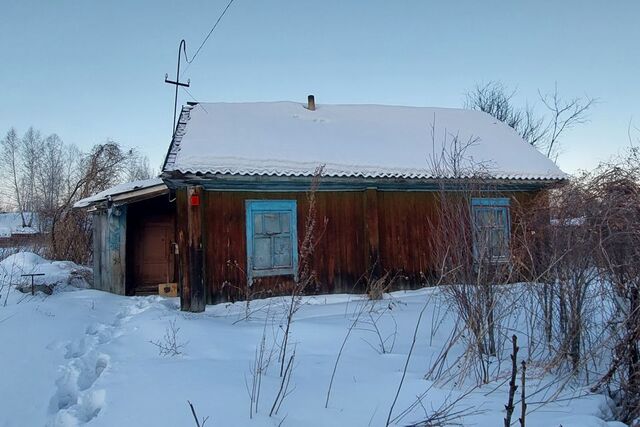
[162,104,194,171]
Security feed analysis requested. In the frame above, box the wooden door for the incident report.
[134,221,175,294]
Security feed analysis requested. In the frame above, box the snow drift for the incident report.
[0,252,91,294]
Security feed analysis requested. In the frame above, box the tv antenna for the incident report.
[165,39,191,137]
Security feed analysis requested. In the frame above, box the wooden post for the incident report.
[363,188,382,279]
[187,186,205,312]
[178,210,190,312]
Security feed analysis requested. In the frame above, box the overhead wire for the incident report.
[183,0,237,71]
[166,0,235,129]
[181,87,209,114]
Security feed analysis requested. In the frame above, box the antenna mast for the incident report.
[165,39,191,137]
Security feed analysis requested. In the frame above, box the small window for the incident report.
[246,200,298,281]
[471,198,511,262]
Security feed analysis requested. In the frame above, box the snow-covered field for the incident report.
[0,257,626,426]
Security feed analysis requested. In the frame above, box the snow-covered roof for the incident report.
[163,101,566,181]
[0,212,39,237]
[74,178,167,209]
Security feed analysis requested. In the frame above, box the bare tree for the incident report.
[465,81,547,148]
[540,83,596,158]
[36,134,65,229]
[0,128,27,226]
[1,125,147,263]
[124,150,155,182]
[425,124,514,384]
[465,81,595,157]
[49,141,131,262]
[588,156,640,423]
[19,127,43,227]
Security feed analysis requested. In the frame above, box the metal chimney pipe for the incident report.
[307,94,316,111]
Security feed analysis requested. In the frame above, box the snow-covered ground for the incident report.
[0,269,626,427]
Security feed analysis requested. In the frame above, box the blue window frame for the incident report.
[471,198,511,262]
[246,200,298,282]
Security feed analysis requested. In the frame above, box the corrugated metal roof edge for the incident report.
[73,182,168,209]
[163,167,567,181]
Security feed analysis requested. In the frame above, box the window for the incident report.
[471,198,511,262]
[246,200,298,281]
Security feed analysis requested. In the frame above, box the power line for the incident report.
[184,0,237,72]
[181,87,209,114]
[165,0,235,137]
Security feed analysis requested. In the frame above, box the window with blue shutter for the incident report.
[246,200,298,282]
[471,198,511,262]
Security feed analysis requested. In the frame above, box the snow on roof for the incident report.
[0,212,39,237]
[163,101,566,181]
[12,226,38,235]
[74,178,166,208]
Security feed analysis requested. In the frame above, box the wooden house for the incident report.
[77,96,566,312]
[0,212,43,249]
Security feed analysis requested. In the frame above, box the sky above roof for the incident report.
[1,0,638,175]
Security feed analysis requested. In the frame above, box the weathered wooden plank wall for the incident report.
[377,191,440,286]
[199,191,367,304]
[92,206,127,295]
[175,188,540,305]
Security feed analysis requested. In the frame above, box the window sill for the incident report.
[251,268,296,278]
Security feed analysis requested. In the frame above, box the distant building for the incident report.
[0,212,41,248]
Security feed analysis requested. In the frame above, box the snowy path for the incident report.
[0,288,627,427]
[48,299,153,426]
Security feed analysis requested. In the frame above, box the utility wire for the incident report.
[183,0,237,72]
[181,87,209,114]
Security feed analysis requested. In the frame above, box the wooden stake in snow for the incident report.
[21,273,45,296]
[519,360,527,427]
[504,334,519,427]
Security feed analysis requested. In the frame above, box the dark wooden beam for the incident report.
[186,186,206,312]
[363,188,382,279]
[177,188,190,311]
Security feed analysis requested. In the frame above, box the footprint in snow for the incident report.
[50,351,110,412]
[64,337,93,359]
[48,297,156,426]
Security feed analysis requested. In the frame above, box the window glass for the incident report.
[263,213,281,235]
[253,237,272,269]
[280,212,291,233]
[273,236,292,268]
[253,212,263,235]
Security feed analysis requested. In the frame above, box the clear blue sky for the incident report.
[1,0,638,174]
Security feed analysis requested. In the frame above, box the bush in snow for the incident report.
[149,318,188,357]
